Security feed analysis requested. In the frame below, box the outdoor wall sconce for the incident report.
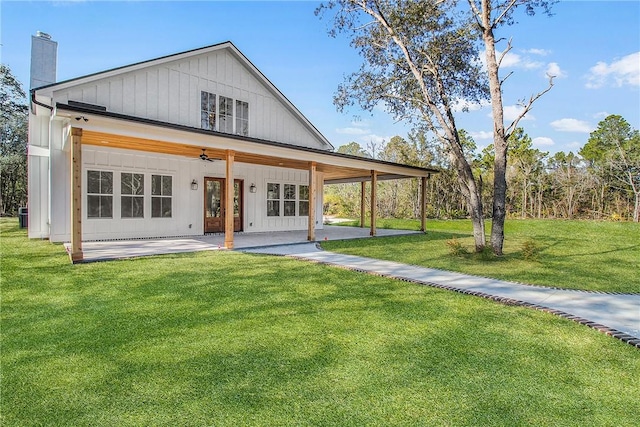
[191,179,198,191]
[249,183,257,193]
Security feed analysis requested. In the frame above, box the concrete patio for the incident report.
[65,225,422,263]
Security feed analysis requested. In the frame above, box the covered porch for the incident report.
[59,104,437,263]
[64,225,422,263]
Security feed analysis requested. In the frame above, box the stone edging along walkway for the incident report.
[244,243,640,350]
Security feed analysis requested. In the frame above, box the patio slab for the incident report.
[64,225,421,263]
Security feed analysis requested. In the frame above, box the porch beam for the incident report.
[224,150,235,249]
[360,181,366,228]
[370,170,377,237]
[420,176,427,232]
[70,127,83,263]
[308,162,317,241]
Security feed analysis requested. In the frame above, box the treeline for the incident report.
[325,115,640,222]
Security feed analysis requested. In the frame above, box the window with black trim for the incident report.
[121,172,144,218]
[87,170,113,218]
[151,175,172,218]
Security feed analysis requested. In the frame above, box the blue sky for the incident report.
[2,0,639,155]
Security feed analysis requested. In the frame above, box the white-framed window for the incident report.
[151,175,172,218]
[283,184,296,217]
[121,172,144,218]
[299,185,309,216]
[219,96,234,134]
[87,170,113,218]
[201,91,216,131]
[236,100,249,136]
[200,91,248,136]
[267,183,280,217]
[266,183,310,217]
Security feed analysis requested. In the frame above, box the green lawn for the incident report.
[2,219,639,426]
[324,219,640,294]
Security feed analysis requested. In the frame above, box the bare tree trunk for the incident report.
[480,16,507,254]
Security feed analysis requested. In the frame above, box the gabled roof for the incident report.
[33,41,334,150]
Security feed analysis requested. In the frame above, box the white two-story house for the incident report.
[28,35,436,262]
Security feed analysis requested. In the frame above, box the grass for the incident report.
[324,218,640,294]
[2,218,640,426]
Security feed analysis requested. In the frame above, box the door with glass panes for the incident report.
[204,178,243,233]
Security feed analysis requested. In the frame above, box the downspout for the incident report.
[30,89,55,235]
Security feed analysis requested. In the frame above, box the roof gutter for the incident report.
[30,89,54,114]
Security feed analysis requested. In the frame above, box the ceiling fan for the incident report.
[199,149,215,162]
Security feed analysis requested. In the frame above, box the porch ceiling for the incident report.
[80,130,431,183]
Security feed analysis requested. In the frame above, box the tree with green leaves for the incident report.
[507,128,547,218]
[580,115,640,222]
[317,0,489,251]
[1,64,29,216]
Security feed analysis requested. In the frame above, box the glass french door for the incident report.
[204,178,243,233]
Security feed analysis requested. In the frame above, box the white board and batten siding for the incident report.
[51,48,327,150]
[47,145,324,242]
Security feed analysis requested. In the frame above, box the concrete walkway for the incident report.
[245,243,640,348]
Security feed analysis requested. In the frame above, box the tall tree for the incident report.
[466,0,556,254]
[1,64,29,216]
[581,115,640,222]
[317,0,489,251]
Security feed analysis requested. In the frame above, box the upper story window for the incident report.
[87,170,113,218]
[219,96,234,134]
[236,100,249,136]
[201,92,216,131]
[200,91,248,136]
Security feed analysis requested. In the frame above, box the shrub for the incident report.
[521,238,540,260]
[446,237,468,256]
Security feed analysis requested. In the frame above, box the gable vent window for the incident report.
[201,91,216,131]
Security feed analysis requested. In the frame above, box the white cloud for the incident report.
[532,137,554,147]
[550,118,593,133]
[335,127,369,135]
[470,130,493,140]
[593,111,610,120]
[499,105,535,122]
[586,51,640,89]
[525,48,551,56]
[479,50,544,70]
[545,62,567,79]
